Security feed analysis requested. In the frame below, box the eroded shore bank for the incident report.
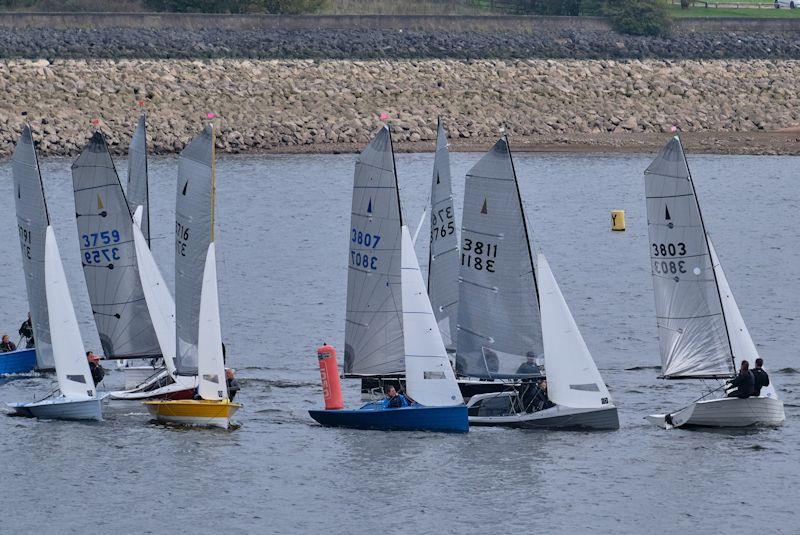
[1,58,799,157]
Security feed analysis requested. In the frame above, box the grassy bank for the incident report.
[669,5,800,16]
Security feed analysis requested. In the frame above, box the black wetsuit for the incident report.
[727,370,755,399]
[89,362,105,386]
[752,367,770,396]
[227,377,240,401]
[19,319,34,347]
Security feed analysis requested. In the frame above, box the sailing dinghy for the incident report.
[309,126,468,433]
[644,136,785,429]
[143,123,239,429]
[460,138,618,429]
[8,125,106,421]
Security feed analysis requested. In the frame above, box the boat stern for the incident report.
[144,399,241,429]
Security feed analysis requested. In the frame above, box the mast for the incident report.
[143,113,151,247]
[679,137,736,374]
[506,135,540,307]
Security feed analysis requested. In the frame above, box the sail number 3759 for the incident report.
[82,230,121,265]
[351,228,381,270]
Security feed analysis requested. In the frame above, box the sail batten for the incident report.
[456,137,542,378]
[344,126,404,376]
[644,136,734,378]
[12,124,54,369]
[72,131,161,359]
[175,125,215,376]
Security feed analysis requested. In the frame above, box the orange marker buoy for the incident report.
[317,344,343,410]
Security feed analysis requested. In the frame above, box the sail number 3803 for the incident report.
[652,241,687,275]
[351,228,381,270]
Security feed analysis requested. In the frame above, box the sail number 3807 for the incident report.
[350,228,381,270]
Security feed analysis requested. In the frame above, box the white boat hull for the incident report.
[647,396,786,429]
[7,394,107,421]
[470,403,619,430]
[109,372,197,401]
[123,365,165,389]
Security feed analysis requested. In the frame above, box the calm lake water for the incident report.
[0,150,797,534]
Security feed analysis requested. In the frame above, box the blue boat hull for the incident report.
[0,348,37,374]
[309,402,468,433]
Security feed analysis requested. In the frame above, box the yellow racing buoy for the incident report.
[611,210,626,231]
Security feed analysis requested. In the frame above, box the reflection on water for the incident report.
[0,151,797,533]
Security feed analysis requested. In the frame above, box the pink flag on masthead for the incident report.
[207,112,217,119]
[379,112,389,121]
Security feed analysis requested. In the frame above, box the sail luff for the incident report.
[12,124,54,369]
[506,135,540,306]
[72,130,161,359]
[197,242,227,400]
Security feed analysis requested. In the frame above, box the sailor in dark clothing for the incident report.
[225,368,240,401]
[516,351,542,376]
[86,351,105,386]
[727,360,754,399]
[1,334,17,352]
[382,385,410,409]
[520,379,555,413]
[751,358,770,397]
[19,312,34,348]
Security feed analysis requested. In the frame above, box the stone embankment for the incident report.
[1,58,799,157]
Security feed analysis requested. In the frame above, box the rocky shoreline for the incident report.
[2,58,800,157]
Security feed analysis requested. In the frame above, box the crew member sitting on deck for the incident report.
[225,368,240,401]
[516,351,542,376]
[1,334,17,352]
[19,312,34,348]
[520,378,555,412]
[726,360,754,399]
[752,358,770,397]
[86,351,105,386]
[382,385,409,409]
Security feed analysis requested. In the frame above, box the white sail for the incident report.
[538,254,612,409]
[197,243,227,401]
[401,226,462,407]
[127,114,150,244]
[44,227,95,400]
[132,206,177,375]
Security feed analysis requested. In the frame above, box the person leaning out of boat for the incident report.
[751,358,770,396]
[726,360,754,399]
[382,385,410,409]
[86,351,105,386]
[225,368,240,401]
[18,312,34,348]
[1,334,17,352]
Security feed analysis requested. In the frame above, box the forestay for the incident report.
[456,138,542,378]
[197,243,227,400]
[644,136,734,378]
[427,119,459,350]
[401,226,462,407]
[538,254,611,409]
[44,227,96,399]
[72,131,160,359]
[175,125,215,377]
[12,124,54,369]
[344,126,404,376]
[127,114,150,244]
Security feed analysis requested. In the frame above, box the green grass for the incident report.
[669,5,800,16]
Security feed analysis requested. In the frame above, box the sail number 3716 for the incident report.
[351,228,381,270]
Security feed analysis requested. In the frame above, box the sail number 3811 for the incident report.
[351,228,381,270]
[462,238,497,272]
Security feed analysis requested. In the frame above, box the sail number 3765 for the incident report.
[431,206,455,243]
[351,228,381,270]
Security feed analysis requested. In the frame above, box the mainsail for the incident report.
[344,126,404,376]
[12,124,54,370]
[72,131,161,359]
[538,254,612,409]
[175,125,215,377]
[427,118,459,350]
[44,227,96,399]
[401,226,462,406]
[644,136,734,378]
[456,137,542,378]
[127,114,150,244]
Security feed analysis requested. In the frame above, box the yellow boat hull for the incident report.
[143,399,241,429]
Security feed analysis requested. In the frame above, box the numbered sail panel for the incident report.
[12,124,54,369]
[72,131,161,359]
[427,119,459,350]
[344,126,405,375]
[456,137,542,379]
[175,124,215,376]
[127,114,150,243]
[644,136,734,378]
